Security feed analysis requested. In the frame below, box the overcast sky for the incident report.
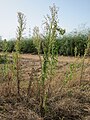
[0,0,90,39]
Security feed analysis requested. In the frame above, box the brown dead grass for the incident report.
[0,54,90,120]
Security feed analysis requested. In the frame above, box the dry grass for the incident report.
[0,54,90,120]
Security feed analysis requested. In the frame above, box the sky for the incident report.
[0,0,90,39]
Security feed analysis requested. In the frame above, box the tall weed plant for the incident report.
[33,4,65,116]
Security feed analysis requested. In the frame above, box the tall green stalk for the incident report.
[80,34,90,85]
[15,12,26,96]
[33,4,65,117]
[2,39,8,80]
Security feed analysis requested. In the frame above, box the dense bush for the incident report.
[0,30,89,56]
[0,38,37,54]
[19,38,37,54]
[57,32,88,56]
[0,55,7,64]
[7,40,15,52]
[0,40,3,52]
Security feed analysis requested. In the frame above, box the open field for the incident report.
[0,1,90,120]
[0,54,90,120]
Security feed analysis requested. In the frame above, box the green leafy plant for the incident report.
[14,12,26,96]
[33,4,65,117]
[80,33,90,85]
[2,39,9,80]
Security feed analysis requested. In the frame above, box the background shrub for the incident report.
[0,28,89,56]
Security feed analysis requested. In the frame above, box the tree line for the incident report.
[0,30,89,56]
